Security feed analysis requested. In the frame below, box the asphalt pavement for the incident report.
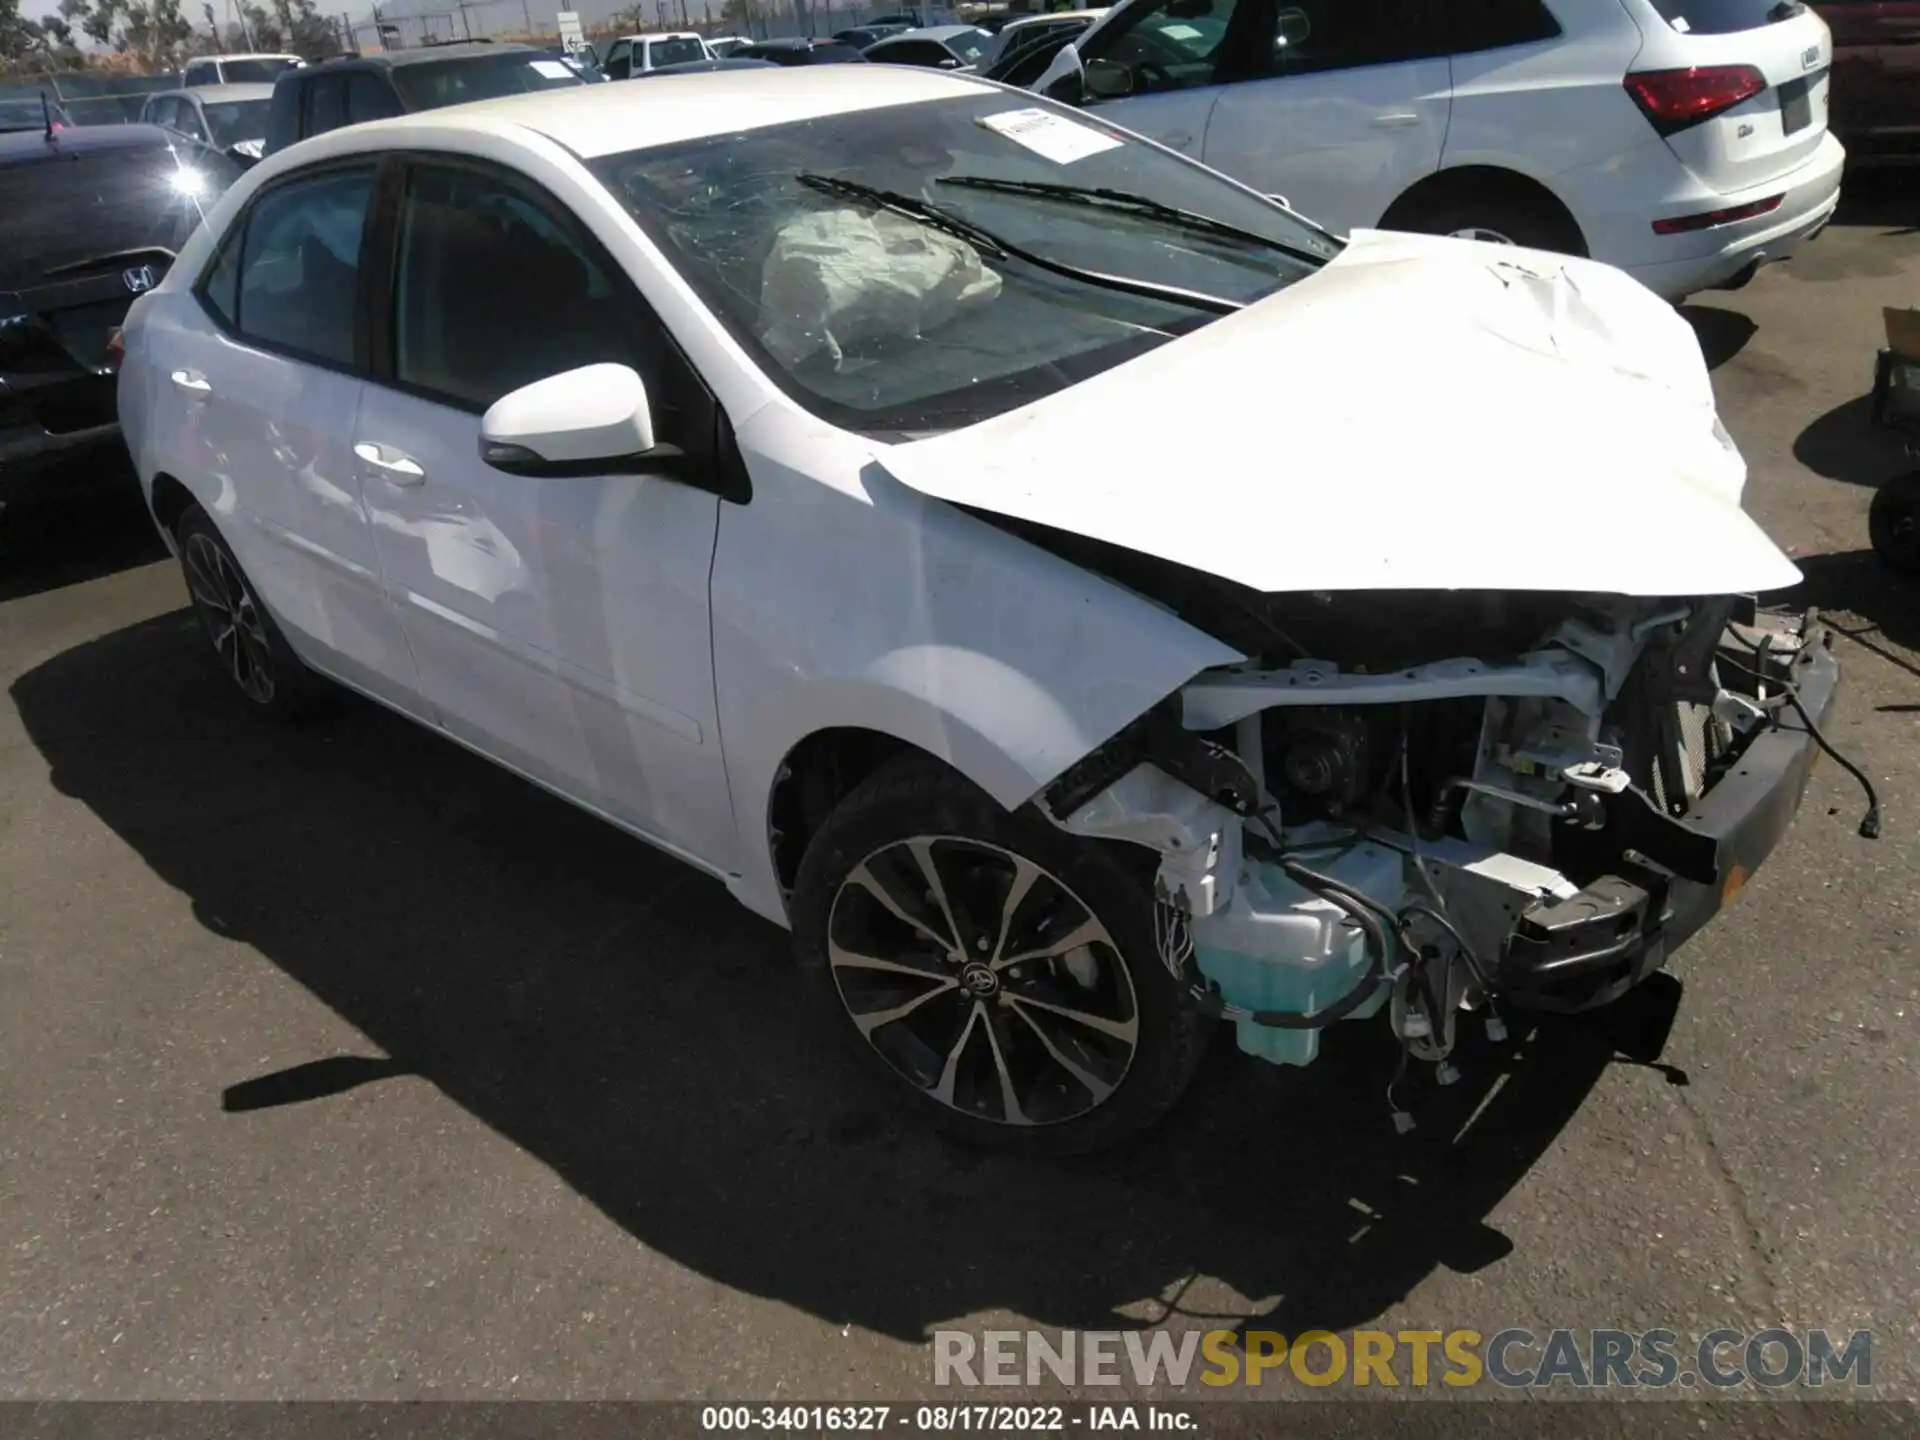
[1,178,1917,1404]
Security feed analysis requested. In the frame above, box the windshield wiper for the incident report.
[934,174,1335,267]
[794,171,1242,316]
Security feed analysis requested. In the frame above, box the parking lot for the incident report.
[2,173,1919,1403]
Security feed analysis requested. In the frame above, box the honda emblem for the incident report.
[121,265,156,295]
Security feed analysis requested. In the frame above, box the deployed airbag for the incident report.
[758,206,1002,370]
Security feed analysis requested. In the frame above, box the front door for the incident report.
[353,158,734,867]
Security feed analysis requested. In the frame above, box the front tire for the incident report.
[176,504,329,720]
[790,760,1212,1156]
[1870,471,1920,574]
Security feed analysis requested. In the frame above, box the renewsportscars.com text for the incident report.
[932,1328,1874,1390]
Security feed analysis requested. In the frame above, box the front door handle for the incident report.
[1372,112,1422,129]
[354,441,426,485]
[169,369,212,395]
[1162,131,1196,148]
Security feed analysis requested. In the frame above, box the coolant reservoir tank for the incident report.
[1189,842,1402,1068]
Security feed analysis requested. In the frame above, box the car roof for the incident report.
[891,24,984,40]
[0,122,172,167]
[623,31,703,40]
[155,83,277,103]
[323,64,984,157]
[195,50,301,62]
[295,42,535,73]
[1001,8,1105,25]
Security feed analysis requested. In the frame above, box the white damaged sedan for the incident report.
[118,67,1847,1154]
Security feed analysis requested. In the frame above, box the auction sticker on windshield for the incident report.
[529,59,574,78]
[977,108,1122,165]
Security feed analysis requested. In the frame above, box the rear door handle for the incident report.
[1372,112,1422,129]
[169,369,211,395]
[354,441,426,485]
[1161,131,1195,149]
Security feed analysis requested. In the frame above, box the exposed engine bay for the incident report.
[1029,560,1859,1120]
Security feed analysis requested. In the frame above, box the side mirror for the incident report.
[937,56,961,68]
[1037,39,1088,104]
[1083,55,1134,98]
[479,363,668,477]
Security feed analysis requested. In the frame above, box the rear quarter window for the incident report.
[1644,0,1804,34]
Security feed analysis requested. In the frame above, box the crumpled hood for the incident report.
[878,230,1801,598]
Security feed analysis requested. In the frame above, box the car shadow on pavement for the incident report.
[1679,303,1757,371]
[11,612,1639,1343]
[1835,166,1920,238]
[1786,549,1920,682]
[1794,396,1915,490]
[0,472,167,604]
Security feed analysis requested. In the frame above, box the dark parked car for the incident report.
[861,23,993,68]
[637,57,781,75]
[833,22,913,47]
[733,37,870,64]
[0,94,74,134]
[139,84,274,165]
[263,43,587,157]
[0,125,236,498]
[1813,0,1920,160]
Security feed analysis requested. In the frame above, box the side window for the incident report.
[183,60,210,86]
[1083,0,1256,97]
[604,40,631,77]
[175,101,209,141]
[234,167,374,367]
[1275,0,1446,76]
[389,163,691,436]
[345,72,403,123]
[197,225,242,329]
[1444,0,1561,53]
[302,75,350,137]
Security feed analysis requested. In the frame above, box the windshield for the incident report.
[0,142,237,291]
[944,29,990,63]
[203,98,271,147]
[391,52,588,109]
[587,93,1335,433]
[645,36,708,66]
[220,57,298,82]
[0,97,60,131]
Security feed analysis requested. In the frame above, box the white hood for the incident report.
[879,230,1801,598]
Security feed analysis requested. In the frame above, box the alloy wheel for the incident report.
[1448,225,1517,245]
[825,835,1139,1127]
[182,532,276,705]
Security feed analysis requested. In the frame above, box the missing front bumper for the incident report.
[1497,619,1841,1013]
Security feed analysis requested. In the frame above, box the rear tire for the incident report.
[790,759,1212,1156]
[1388,187,1587,258]
[1870,471,1920,574]
[176,504,330,720]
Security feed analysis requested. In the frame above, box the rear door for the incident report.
[1631,0,1834,192]
[352,157,734,863]
[157,161,422,711]
[1851,0,1920,141]
[1816,1,1886,138]
[1200,0,1449,231]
